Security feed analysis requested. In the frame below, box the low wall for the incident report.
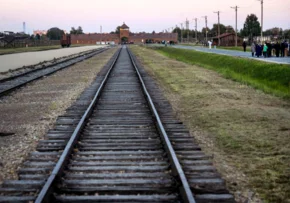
[0,39,60,48]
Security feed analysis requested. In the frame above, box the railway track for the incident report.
[0,46,235,203]
[0,47,109,97]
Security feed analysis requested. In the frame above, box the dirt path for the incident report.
[131,45,290,203]
[0,47,117,183]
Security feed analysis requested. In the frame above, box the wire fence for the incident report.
[0,38,60,48]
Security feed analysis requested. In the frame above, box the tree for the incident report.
[172,27,181,41]
[152,30,155,34]
[40,34,47,40]
[47,27,64,40]
[113,26,121,34]
[225,26,235,33]
[211,24,226,36]
[284,29,290,39]
[172,27,181,33]
[109,26,121,34]
[35,34,41,40]
[263,27,283,36]
[201,27,208,34]
[77,26,84,34]
[201,27,214,38]
[70,26,84,35]
[240,14,261,38]
[70,27,77,34]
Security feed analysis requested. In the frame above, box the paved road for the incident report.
[170,45,290,65]
[0,45,107,72]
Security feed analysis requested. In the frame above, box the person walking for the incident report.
[275,42,280,57]
[251,42,256,57]
[286,41,289,56]
[242,40,247,52]
[281,41,285,57]
[256,42,262,57]
[266,41,272,57]
[208,40,212,49]
[263,42,268,58]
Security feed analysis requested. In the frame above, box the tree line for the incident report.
[14,26,85,41]
[4,17,288,42]
[172,14,290,41]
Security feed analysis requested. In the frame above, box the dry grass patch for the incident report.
[130,45,290,203]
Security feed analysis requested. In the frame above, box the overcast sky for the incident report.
[0,0,289,34]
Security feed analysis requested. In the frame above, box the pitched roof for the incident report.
[213,33,235,39]
[120,23,129,29]
[71,33,119,41]
[129,33,177,40]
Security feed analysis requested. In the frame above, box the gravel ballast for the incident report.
[0,47,118,183]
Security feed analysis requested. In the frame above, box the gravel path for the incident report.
[0,47,117,183]
[171,45,290,64]
[0,45,107,72]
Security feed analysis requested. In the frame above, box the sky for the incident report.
[0,0,289,34]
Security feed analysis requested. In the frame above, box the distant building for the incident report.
[213,33,242,46]
[4,31,14,35]
[71,23,178,45]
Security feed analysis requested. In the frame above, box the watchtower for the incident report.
[120,22,129,43]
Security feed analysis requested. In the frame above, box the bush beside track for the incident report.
[154,47,290,98]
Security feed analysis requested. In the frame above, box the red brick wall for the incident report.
[120,29,129,40]
[70,32,178,44]
[71,34,119,44]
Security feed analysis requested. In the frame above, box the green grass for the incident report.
[154,47,290,98]
[131,45,290,202]
[178,43,251,52]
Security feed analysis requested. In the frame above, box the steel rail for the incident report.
[35,47,122,203]
[0,48,108,83]
[127,46,196,203]
[0,47,109,97]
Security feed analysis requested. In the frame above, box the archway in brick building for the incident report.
[121,37,128,44]
[145,39,154,44]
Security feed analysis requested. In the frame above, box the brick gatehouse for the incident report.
[71,23,178,45]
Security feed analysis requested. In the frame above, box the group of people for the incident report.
[245,41,289,58]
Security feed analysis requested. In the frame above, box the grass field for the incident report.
[154,46,290,98]
[131,45,290,202]
[179,43,251,52]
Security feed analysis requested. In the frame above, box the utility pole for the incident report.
[194,18,198,43]
[180,23,183,43]
[258,0,264,40]
[202,16,208,42]
[214,11,221,46]
[231,6,239,47]
[186,18,189,43]
[23,22,26,34]
[100,25,102,44]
